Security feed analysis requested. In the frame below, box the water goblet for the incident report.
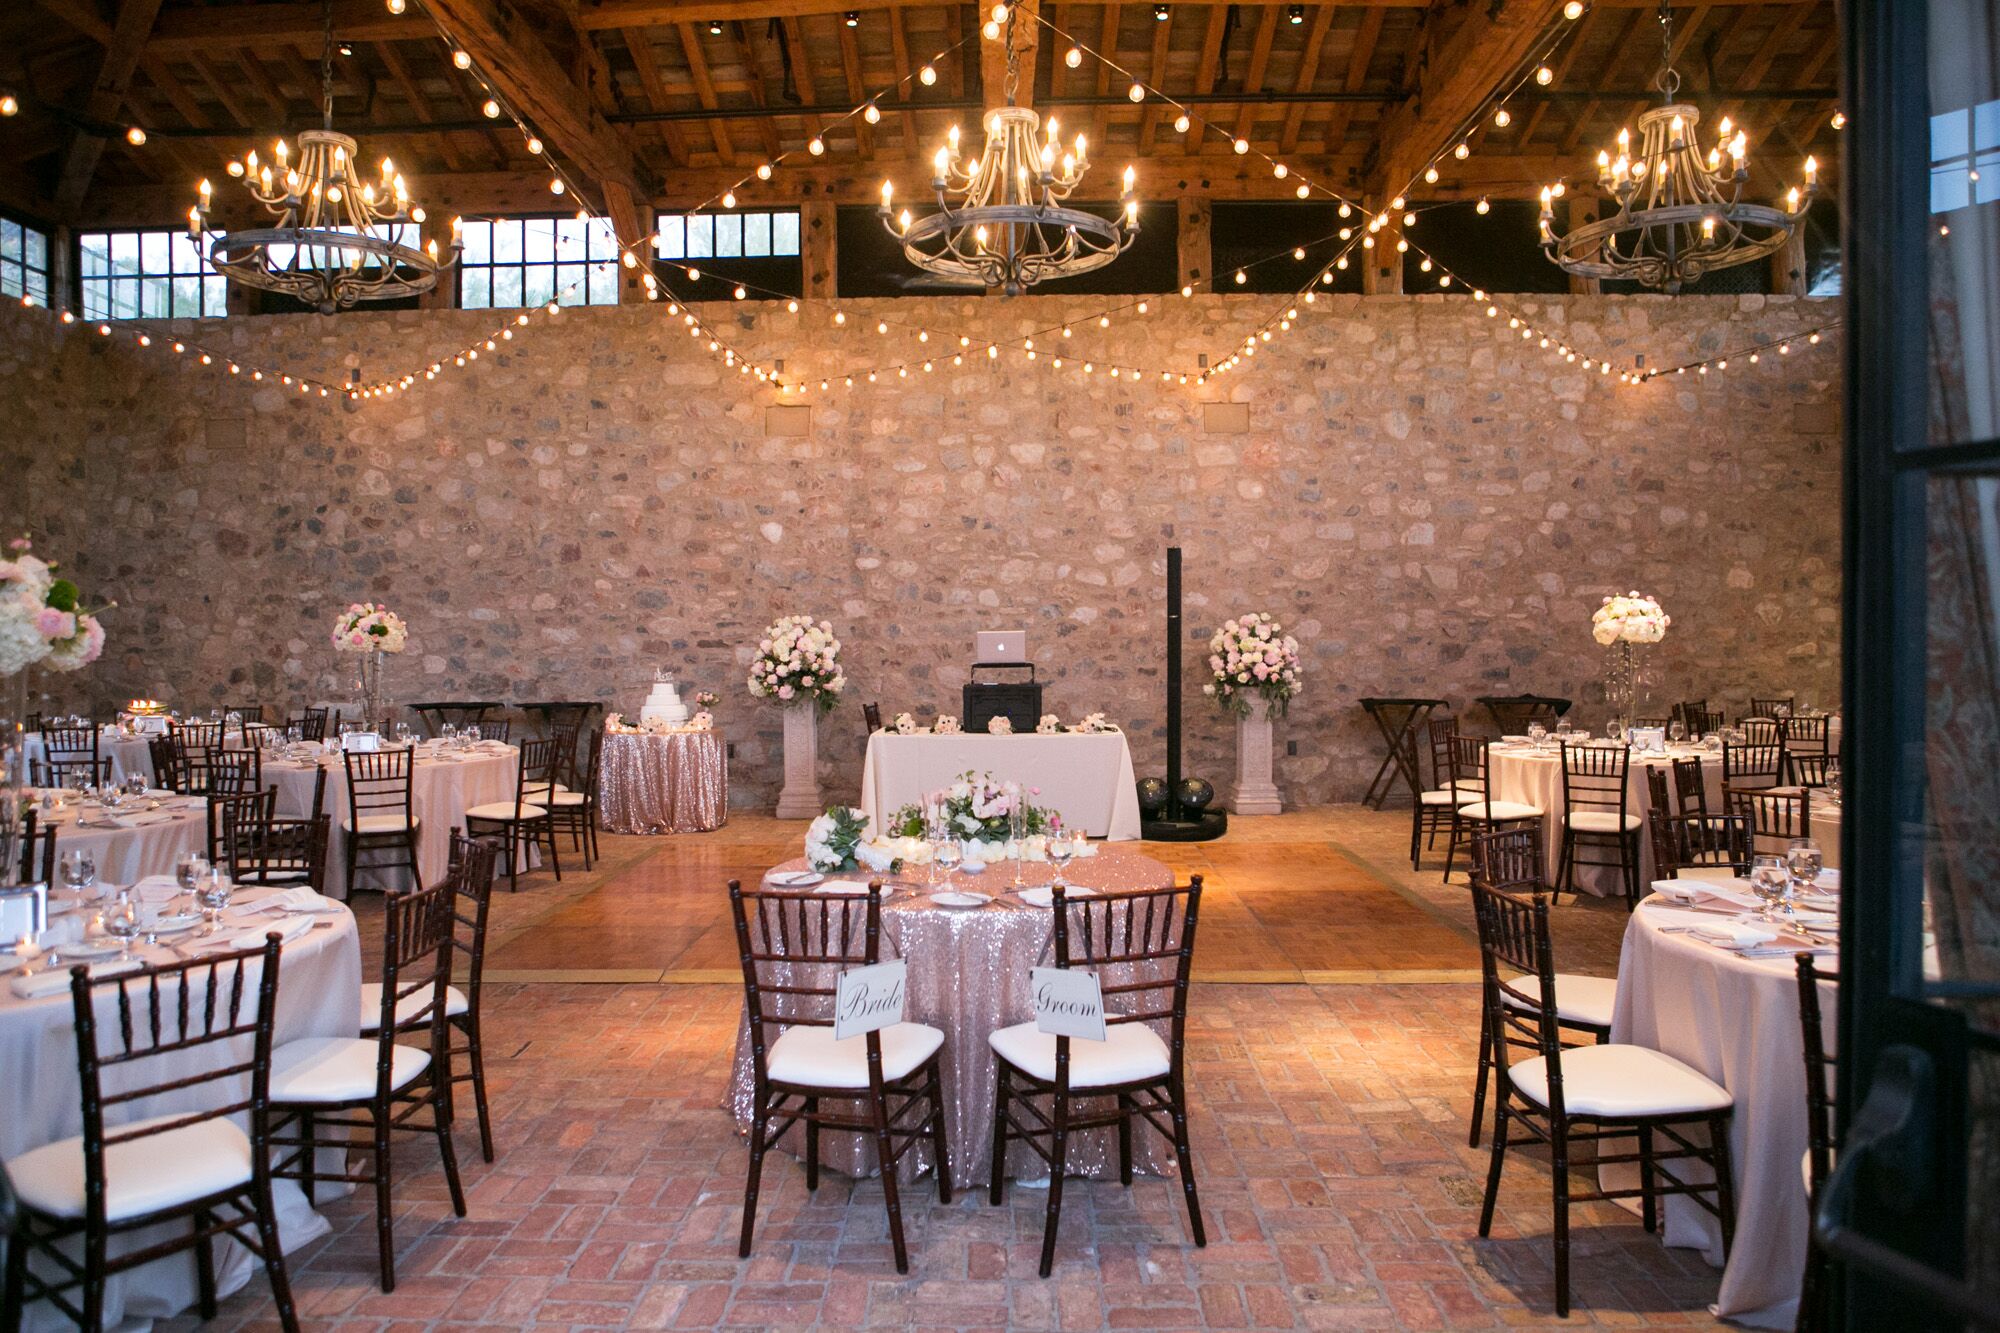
[1048,829,1077,889]
[197,866,233,935]
[1784,838,1824,912]
[1554,718,1573,741]
[1526,721,1546,750]
[102,892,140,964]
[60,850,98,904]
[1750,854,1789,922]
[1668,719,1687,745]
[176,852,210,905]
[933,838,963,894]
[1607,716,1627,744]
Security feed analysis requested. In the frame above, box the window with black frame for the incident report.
[458,216,621,310]
[78,229,227,320]
[1,216,50,308]
[654,209,803,300]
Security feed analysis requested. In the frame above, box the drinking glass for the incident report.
[1048,830,1077,888]
[1785,838,1825,909]
[1554,719,1573,740]
[176,852,210,902]
[60,850,98,903]
[1009,805,1028,888]
[1668,719,1687,744]
[1526,722,1546,749]
[102,892,140,963]
[1607,717,1627,744]
[932,838,963,893]
[1750,854,1789,921]
[197,866,233,934]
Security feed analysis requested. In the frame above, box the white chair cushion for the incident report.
[1565,810,1641,833]
[7,1116,252,1222]
[766,1021,944,1089]
[522,782,570,797]
[988,1020,1173,1088]
[1419,789,1462,806]
[344,813,418,835]
[464,801,547,821]
[1499,971,1619,1030]
[1457,800,1542,822]
[546,790,586,807]
[270,1036,431,1104]
[1508,1044,1732,1119]
[358,980,470,1032]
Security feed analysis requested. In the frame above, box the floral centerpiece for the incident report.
[1075,712,1114,733]
[1036,714,1063,734]
[1204,613,1302,718]
[1,536,110,679]
[892,711,919,734]
[881,771,1080,865]
[747,615,846,714]
[805,806,874,872]
[331,601,407,731]
[933,714,961,735]
[1591,591,1670,723]
[987,715,1013,734]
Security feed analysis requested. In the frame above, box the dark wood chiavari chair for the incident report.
[1724,785,1811,855]
[1463,828,1614,1150]
[227,704,265,724]
[363,833,505,1162]
[1557,742,1642,907]
[862,702,884,758]
[1687,705,1727,736]
[284,708,332,743]
[268,877,465,1292]
[1748,696,1796,721]
[1669,755,1713,822]
[730,880,950,1274]
[1407,723,1464,871]
[147,735,183,793]
[16,808,56,886]
[1443,734,1542,882]
[342,748,423,894]
[205,785,277,868]
[1673,699,1707,727]
[546,728,603,869]
[1722,739,1787,790]
[464,737,563,893]
[29,756,109,788]
[1648,806,1755,879]
[33,723,102,790]
[473,719,511,743]
[1472,883,1737,1318]
[1786,752,1835,789]
[1630,716,1672,732]
[225,770,331,891]
[1738,718,1784,748]
[1796,955,1837,1333]
[1,940,300,1332]
[210,746,262,798]
[991,879,1207,1277]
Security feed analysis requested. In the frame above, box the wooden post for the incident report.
[1770,224,1809,295]
[418,211,456,311]
[801,199,838,301]
[620,203,656,304]
[1361,207,1402,295]
[1177,196,1211,292]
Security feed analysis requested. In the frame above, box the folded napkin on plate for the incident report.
[815,880,870,896]
[249,886,341,915]
[1691,921,1779,948]
[1651,879,1762,910]
[11,957,145,999]
[130,875,183,904]
[78,815,133,829]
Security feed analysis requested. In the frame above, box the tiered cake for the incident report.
[639,676,689,725]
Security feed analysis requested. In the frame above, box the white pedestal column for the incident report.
[775,702,824,819]
[1229,696,1284,816]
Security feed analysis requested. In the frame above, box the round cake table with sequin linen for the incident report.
[726,849,1178,1189]
[597,729,729,834]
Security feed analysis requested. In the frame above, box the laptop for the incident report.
[976,630,1028,664]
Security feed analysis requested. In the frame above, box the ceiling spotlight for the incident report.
[707,18,723,34]
[125,125,147,145]
[1152,3,1169,19]
[844,9,859,24]
[1288,4,1304,22]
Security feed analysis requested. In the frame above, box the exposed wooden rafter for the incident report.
[54,0,167,218]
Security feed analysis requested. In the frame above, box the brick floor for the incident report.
[160,807,1717,1330]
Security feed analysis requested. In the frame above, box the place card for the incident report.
[833,960,907,1039]
[1031,966,1106,1042]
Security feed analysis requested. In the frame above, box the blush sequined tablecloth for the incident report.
[598,729,729,834]
[727,849,1178,1190]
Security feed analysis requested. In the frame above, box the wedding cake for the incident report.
[639,674,689,725]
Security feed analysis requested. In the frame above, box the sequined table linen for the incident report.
[728,850,1176,1188]
[598,730,729,834]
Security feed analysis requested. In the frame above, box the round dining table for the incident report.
[597,728,728,834]
[23,729,162,785]
[263,740,523,898]
[1486,740,1724,895]
[27,789,209,884]
[2,886,362,1332]
[1609,887,1835,1328]
[727,848,1177,1189]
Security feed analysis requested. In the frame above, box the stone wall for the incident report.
[0,291,1843,808]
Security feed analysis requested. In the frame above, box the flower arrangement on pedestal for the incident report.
[1591,591,1670,722]
[332,602,407,731]
[0,537,110,678]
[1204,613,1301,718]
[747,616,846,714]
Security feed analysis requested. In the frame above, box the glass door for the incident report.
[1833,1,2000,1326]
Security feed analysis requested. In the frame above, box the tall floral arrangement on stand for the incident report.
[1204,613,1302,717]
[1591,591,1670,724]
[332,602,408,731]
[746,615,846,714]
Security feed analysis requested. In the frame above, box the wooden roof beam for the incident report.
[54,0,166,218]
[621,28,695,166]
[1184,4,1229,157]
[980,0,1040,111]
[1137,8,1174,153]
[886,5,921,153]
[1319,6,1383,159]
[1228,5,1279,151]
[836,19,873,157]
[1278,4,1336,155]
[376,41,471,172]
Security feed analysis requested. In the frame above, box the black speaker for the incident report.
[962,663,1043,733]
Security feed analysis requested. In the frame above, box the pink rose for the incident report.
[777,684,795,699]
[35,607,75,640]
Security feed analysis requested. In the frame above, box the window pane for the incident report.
[524,265,555,307]
[713,214,742,257]
[0,221,18,260]
[462,221,491,265]
[744,212,771,256]
[493,266,523,307]
[25,270,46,305]
[202,276,227,315]
[23,228,43,270]
[685,214,713,258]
[523,218,557,263]
[493,219,523,263]
[110,231,139,275]
[588,220,617,260]
[656,215,684,259]
[0,259,19,298]
[461,268,491,308]
[139,231,167,275]
[772,210,800,255]
[81,234,108,277]
[110,278,139,318]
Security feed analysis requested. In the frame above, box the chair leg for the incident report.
[372,1110,397,1291]
[870,1089,910,1275]
[462,1012,495,1163]
[739,1093,769,1258]
[2,1221,25,1333]
[1469,1008,1492,1149]
[1444,813,1462,883]
[989,1063,1011,1206]
[194,1208,219,1318]
[925,1062,952,1204]
[804,1096,820,1191]
[253,1176,303,1333]
[80,1233,105,1333]
[1551,1117,1572,1319]
[1478,1098,1508,1236]
[1117,1093,1134,1187]
[433,1077,468,1217]
[1039,1091,1070,1279]
[1168,1079,1206,1249]
[1710,1113,1738,1259]
[1625,832,1642,909]
[1410,803,1423,870]
[1637,1124,1658,1233]
[300,1111,317,1206]
[1556,828,1575,900]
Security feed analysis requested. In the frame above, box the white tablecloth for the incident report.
[29,792,209,884]
[1486,743,1723,895]
[265,743,522,898]
[859,731,1142,839]
[2,894,362,1332]
[23,730,161,785]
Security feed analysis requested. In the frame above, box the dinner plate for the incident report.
[56,940,123,960]
[1017,885,1099,907]
[146,912,203,933]
[768,869,823,887]
[929,891,988,908]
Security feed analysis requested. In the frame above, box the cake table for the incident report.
[598,727,729,834]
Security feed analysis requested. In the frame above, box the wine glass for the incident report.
[102,892,140,964]
[1668,719,1687,745]
[197,866,233,935]
[932,838,962,894]
[176,852,209,909]
[1554,718,1573,741]
[1009,804,1028,888]
[1607,716,1627,744]
[1750,854,1789,921]
[1048,829,1077,889]
[1785,838,1824,910]
[1526,721,1546,750]
[60,850,98,904]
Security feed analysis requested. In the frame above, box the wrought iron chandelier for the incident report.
[880,4,1137,295]
[1539,2,1815,293]
[188,0,456,313]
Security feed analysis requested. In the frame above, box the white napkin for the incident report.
[210,915,315,952]
[815,880,869,896]
[1651,879,1762,910]
[131,876,183,905]
[251,886,341,915]
[79,814,134,829]
[1692,921,1779,948]
[11,957,144,999]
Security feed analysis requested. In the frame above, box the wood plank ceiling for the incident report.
[0,0,1840,232]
